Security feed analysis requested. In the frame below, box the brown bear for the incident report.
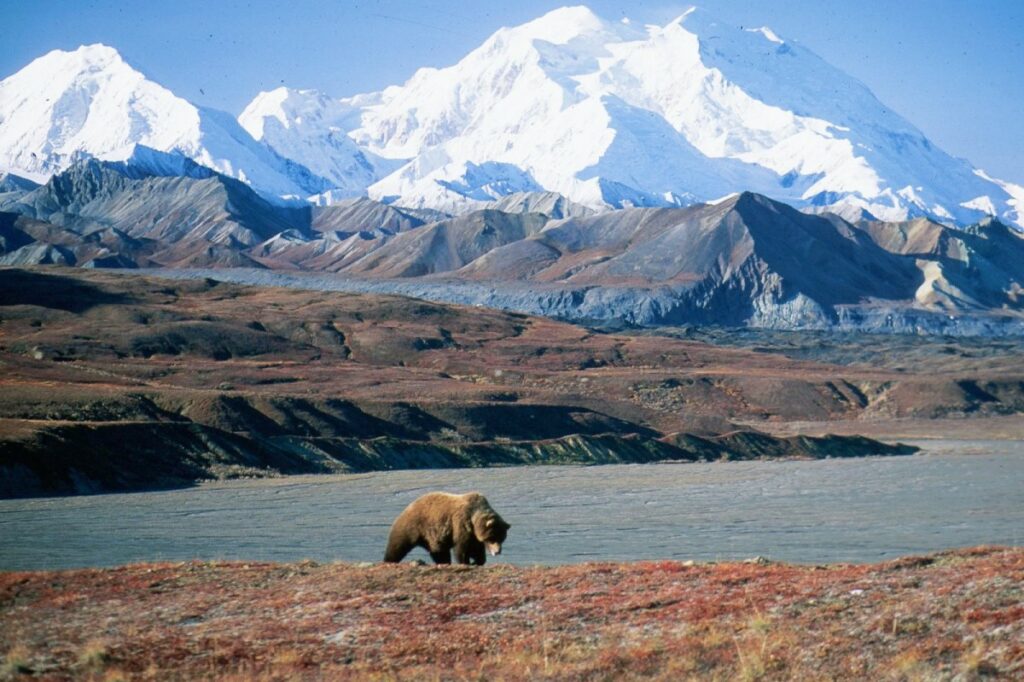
[383,492,510,565]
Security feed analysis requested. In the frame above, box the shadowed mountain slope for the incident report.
[343,210,550,278]
[3,158,1023,333]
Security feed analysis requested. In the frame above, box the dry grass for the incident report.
[0,645,32,680]
[75,639,111,672]
[0,547,1021,680]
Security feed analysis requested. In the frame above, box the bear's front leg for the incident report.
[454,541,486,565]
[455,542,486,565]
[429,546,452,564]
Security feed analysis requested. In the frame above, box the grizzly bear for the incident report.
[383,492,510,565]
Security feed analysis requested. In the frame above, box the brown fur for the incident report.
[383,492,510,565]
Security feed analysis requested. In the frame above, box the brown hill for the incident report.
[3,267,1023,496]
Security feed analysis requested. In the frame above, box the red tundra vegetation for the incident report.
[1,546,1021,680]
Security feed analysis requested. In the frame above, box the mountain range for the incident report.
[0,6,1021,228]
[2,157,1022,334]
[1,6,1023,334]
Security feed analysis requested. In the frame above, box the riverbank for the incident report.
[1,547,1021,680]
[0,419,918,498]
[7,267,981,500]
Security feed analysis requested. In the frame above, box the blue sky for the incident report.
[3,0,1022,183]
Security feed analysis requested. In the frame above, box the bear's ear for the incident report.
[485,517,494,528]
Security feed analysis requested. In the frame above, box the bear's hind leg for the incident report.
[429,549,452,564]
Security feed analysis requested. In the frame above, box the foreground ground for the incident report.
[1,547,1021,680]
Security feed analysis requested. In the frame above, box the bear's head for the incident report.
[472,512,510,556]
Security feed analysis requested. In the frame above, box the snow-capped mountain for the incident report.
[333,6,1023,225]
[0,44,330,200]
[2,8,1021,228]
[238,87,401,199]
[269,5,1018,226]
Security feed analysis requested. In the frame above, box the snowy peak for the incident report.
[3,8,1021,228]
[0,43,195,180]
[675,6,913,137]
[240,87,355,140]
[45,42,124,70]
[27,43,126,76]
[0,45,329,200]
[339,7,790,211]
[499,5,610,44]
[330,5,1023,225]
[239,87,398,198]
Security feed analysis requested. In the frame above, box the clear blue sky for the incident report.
[3,0,1022,183]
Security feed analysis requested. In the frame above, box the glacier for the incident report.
[238,87,401,199]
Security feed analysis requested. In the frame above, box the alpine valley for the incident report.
[4,8,1024,679]
[0,5,1023,333]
